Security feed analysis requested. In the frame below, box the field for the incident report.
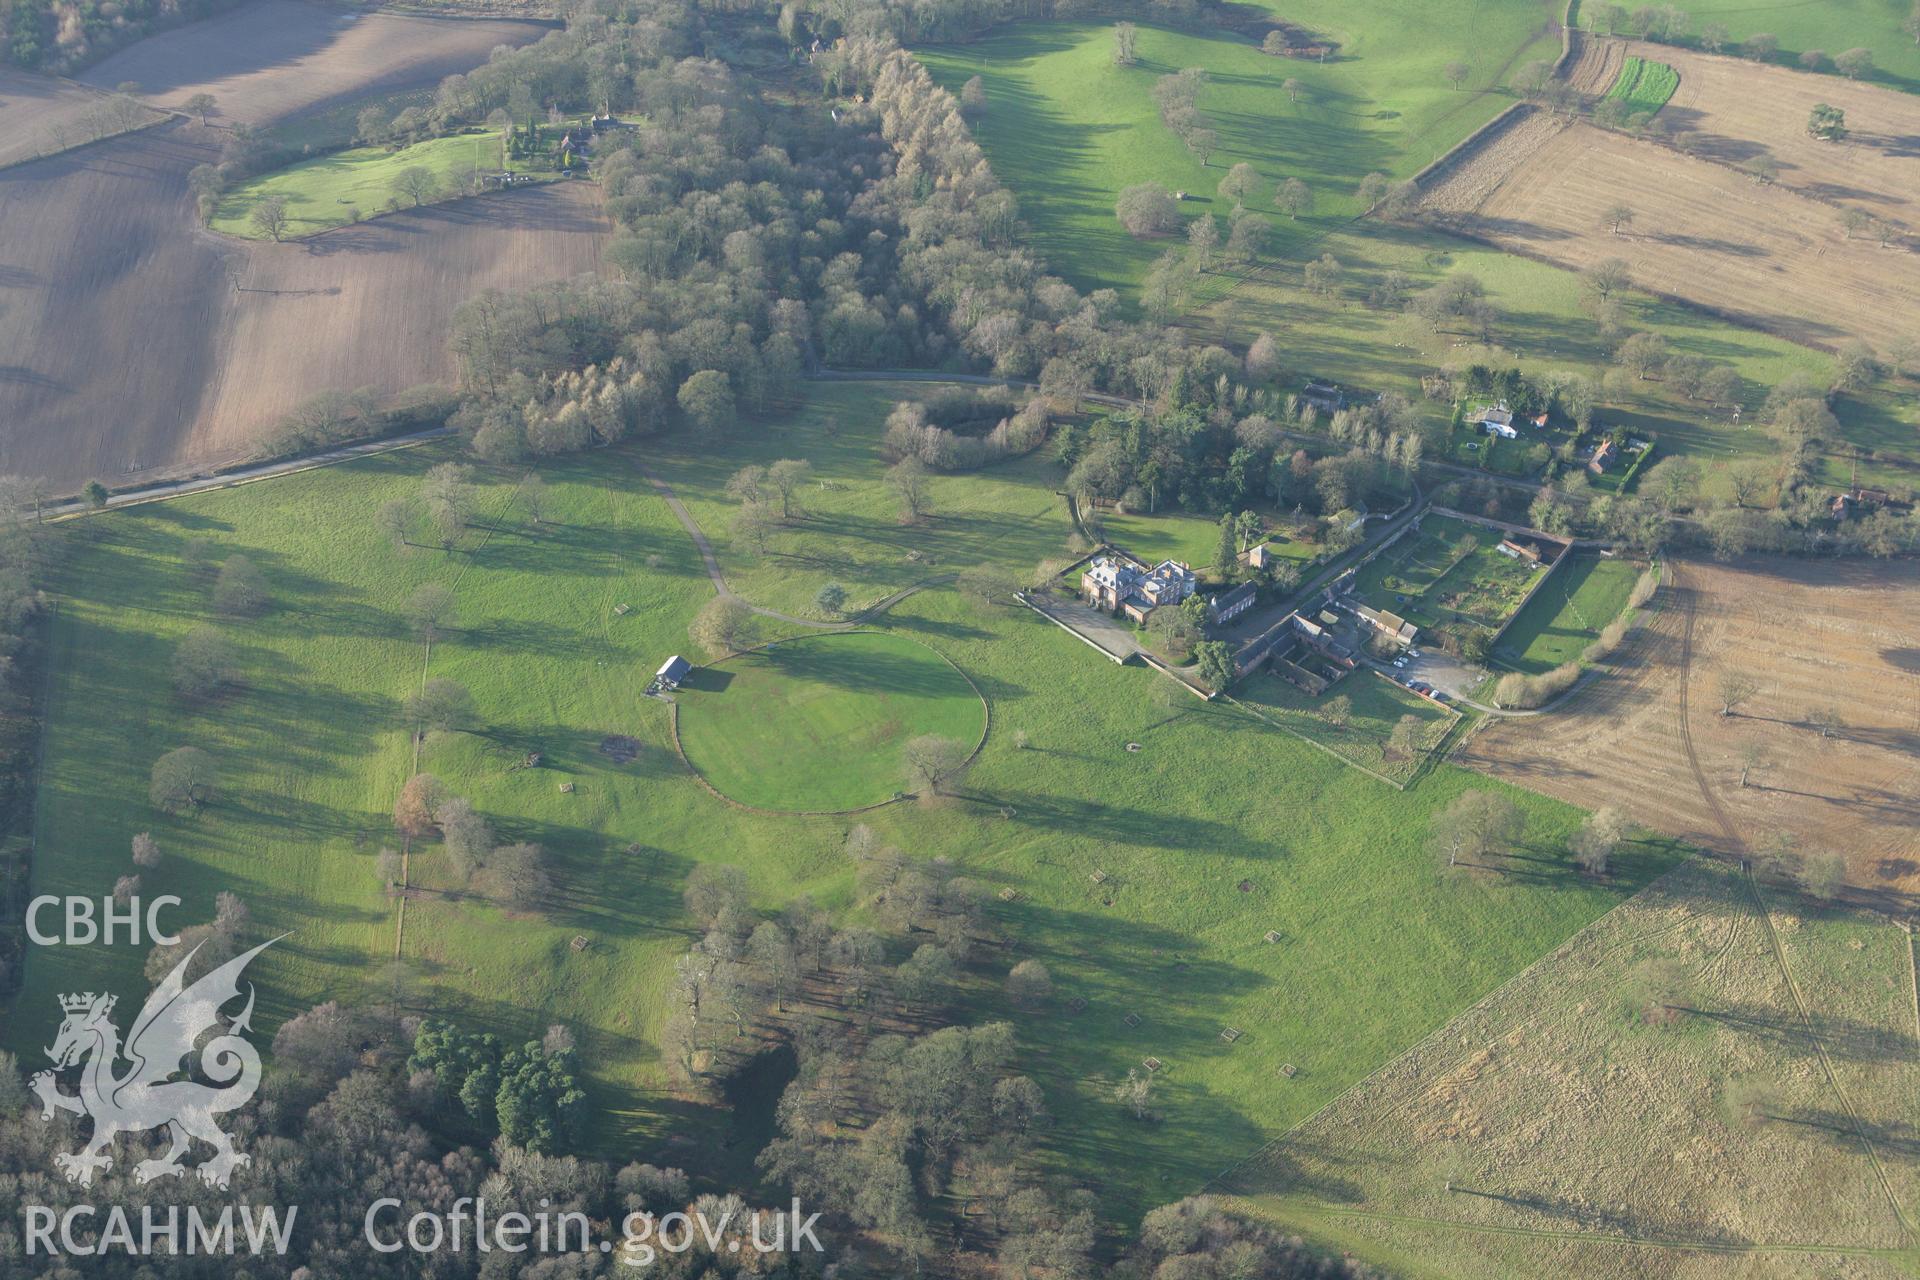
[639,384,1069,621]
[1425,115,1920,354]
[77,0,548,126]
[1199,206,1920,493]
[0,143,605,487]
[1464,556,1920,898]
[0,3,572,492]
[1496,554,1644,674]
[674,630,988,812]
[1586,0,1920,93]
[1423,37,1920,355]
[918,1,1562,292]
[0,67,164,169]
[6,380,1679,1226]
[1235,670,1457,785]
[1355,515,1542,648]
[1227,856,1920,1279]
[1604,54,1677,114]
[1570,39,1920,240]
[1097,505,1317,572]
[209,129,512,238]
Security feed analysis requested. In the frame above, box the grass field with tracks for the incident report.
[7,381,1679,1224]
[674,631,986,812]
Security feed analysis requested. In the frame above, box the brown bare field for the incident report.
[1423,114,1920,352]
[0,68,165,169]
[1463,557,1920,900]
[1571,39,1920,237]
[77,0,549,125]
[1228,857,1920,1280]
[0,4,583,491]
[192,182,608,459]
[0,124,604,487]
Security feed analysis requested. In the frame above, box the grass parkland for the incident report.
[7,379,1678,1230]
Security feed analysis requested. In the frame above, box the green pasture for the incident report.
[1589,0,1920,93]
[1235,669,1455,784]
[8,380,1679,1225]
[919,2,1560,290]
[210,129,514,238]
[674,631,986,812]
[1495,553,1642,673]
[1095,505,1319,572]
[641,382,1068,621]
[1605,55,1678,114]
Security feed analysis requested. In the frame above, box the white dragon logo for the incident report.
[29,937,276,1190]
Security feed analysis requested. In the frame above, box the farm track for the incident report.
[1742,863,1914,1244]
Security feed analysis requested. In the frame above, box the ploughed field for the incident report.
[0,67,164,169]
[76,0,548,126]
[1423,40,1920,353]
[0,0,569,491]
[1464,556,1920,898]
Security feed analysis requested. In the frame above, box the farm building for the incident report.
[1206,582,1257,626]
[1081,555,1197,624]
[1354,604,1418,648]
[655,655,691,689]
[1234,611,1358,690]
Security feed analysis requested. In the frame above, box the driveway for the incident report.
[1395,650,1483,704]
[1023,592,1147,663]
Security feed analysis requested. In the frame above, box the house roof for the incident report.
[657,655,691,680]
[1212,582,1257,610]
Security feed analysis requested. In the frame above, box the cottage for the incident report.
[1588,439,1617,474]
[655,655,691,689]
[1207,582,1257,627]
[1302,380,1346,413]
[1482,418,1518,440]
[1081,555,1196,624]
[1467,403,1514,428]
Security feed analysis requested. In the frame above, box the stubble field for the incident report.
[1229,855,1920,1280]
[1464,557,1920,899]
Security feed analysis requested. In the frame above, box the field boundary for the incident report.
[1196,852,1704,1196]
[667,629,991,817]
[0,103,176,176]
[1219,677,1460,792]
